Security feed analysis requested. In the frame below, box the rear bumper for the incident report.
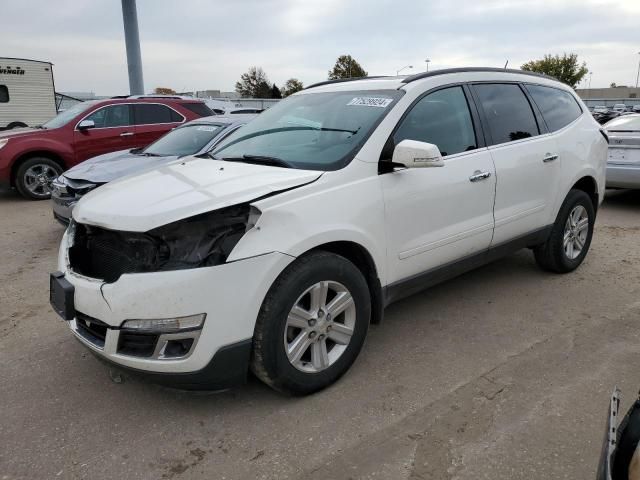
[606,163,640,189]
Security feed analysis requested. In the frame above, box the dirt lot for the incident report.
[1,188,639,480]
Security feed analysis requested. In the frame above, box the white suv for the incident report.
[51,68,607,395]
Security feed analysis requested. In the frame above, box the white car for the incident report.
[50,68,607,395]
[605,114,640,188]
[613,104,628,113]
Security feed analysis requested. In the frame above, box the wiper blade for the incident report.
[140,152,162,157]
[314,126,360,135]
[196,151,219,160]
[222,154,294,168]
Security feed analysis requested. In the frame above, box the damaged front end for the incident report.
[68,204,259,283]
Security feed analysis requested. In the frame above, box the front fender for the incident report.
[227,169,388,285]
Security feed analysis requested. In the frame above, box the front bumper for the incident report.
[51,192,79,225]
[56,231,294,387]
[606,163,640,189]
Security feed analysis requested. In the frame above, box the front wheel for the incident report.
[15,157,63,200]
[251,251,371,395]
[534,189,595,273]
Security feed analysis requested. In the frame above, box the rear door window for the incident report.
[393,86,477,156]
[84,104,131,128]
[474,83,539,145]
[525,84,582,132]
[0,85,8,102]
[133,104,183,125]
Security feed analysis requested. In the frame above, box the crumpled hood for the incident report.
[73,157,322,232]
[63,149,178,183]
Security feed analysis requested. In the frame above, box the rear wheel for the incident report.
[534,189,595,273]
[15,157,63,200]
[251,251,371,395]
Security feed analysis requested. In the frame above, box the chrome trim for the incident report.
[469,170,492,182]
[543,153,559,162]
[73,102,186,131]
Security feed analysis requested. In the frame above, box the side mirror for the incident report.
[77,119,95,130]
[392,139,444,168]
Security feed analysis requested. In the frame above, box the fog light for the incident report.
[121,314,206,333]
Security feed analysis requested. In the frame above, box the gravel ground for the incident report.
[1,188,639,480]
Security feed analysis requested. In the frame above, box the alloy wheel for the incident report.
[563,205,589,260]
[23,164,58,198]
[283,280,356,373]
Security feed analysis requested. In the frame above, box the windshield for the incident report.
[605,115,640,131]
[43,101,99,129]
[144,123,226,156]
[212,90,402,170]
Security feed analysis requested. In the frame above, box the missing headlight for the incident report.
[68,204,259,282]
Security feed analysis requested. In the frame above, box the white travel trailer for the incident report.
[0,57,57,129]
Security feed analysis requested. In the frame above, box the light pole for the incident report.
[425,59,431,72]
[396,65,413,76]
[635,51,640,89]
[121,0,144,95]
[588,71,592,99]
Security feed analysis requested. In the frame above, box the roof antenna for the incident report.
[504,60,509,69]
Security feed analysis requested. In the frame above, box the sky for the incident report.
[2,0,639,96]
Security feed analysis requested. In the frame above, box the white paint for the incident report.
[58,69,607,375]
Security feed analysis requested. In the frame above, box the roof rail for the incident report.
[402,67,558,84]
[305,76,392,90]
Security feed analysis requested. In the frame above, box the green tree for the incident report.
[281,78,304,97]
[521,53,588,89]
[235,67,271,98]
[328,55,367,80]
[270,83,282,99]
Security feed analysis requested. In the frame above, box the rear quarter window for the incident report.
[180,102,214,117]
[525,84,583,132]
[134,104,183,125]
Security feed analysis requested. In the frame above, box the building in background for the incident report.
[576,86,640,109]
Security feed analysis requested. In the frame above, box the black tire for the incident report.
[14,157,63,200]
[251,251,371,395]
[534,189,595,273]
[7,122,28,129]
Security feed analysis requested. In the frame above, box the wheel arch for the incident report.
[10,151,66,187]
[571,175,599,212]
[303,241,384,325]
[6,122,28,129]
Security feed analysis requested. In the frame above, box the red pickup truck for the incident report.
[0,97,212,199]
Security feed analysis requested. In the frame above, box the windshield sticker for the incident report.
[196,126,218,132]
[347,97,393,108]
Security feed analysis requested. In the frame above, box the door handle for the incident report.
[120,132,134,137]
[543,153,558,163]
[469,170,492,182]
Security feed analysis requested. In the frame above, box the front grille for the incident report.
[67,205,251,282]
[75,312,108,348]
[69,223,164,282]
[117,331,159,358]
